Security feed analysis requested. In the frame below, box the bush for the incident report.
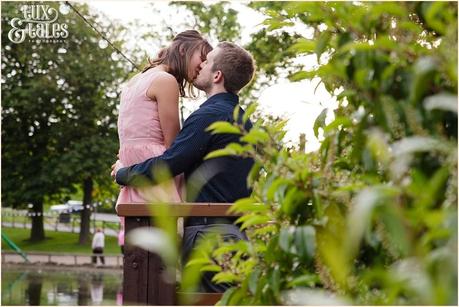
[190,2,457,305]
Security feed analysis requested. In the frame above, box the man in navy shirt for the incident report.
[112,42,255,292]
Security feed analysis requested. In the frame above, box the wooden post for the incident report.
[299,133,306,152]
[123,216,176,305]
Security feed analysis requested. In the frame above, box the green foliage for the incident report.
[171,1,241,42]
[191,2,457,305]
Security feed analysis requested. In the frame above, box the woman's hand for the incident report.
[111,159,124,182]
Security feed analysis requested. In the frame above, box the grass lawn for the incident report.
[1,227,120,255]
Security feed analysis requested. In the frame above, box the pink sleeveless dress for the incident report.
[116,69,183,236]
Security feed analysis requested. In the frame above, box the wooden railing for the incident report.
[117,203,241,306]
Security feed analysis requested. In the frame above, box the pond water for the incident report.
[1,265,123,306]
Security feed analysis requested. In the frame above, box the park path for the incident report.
[2,221,119,237]
[2,251,123,267]
[2,212,120,237]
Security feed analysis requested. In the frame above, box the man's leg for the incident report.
[92,249,97,264]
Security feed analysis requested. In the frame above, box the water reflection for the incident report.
[2,265,122,306]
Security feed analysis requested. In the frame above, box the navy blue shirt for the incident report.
[116,92,254,203]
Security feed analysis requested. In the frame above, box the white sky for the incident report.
[85,0,338,151]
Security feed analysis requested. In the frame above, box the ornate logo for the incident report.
[8,4,69,44]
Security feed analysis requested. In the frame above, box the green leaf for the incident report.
[366,129,391,165]
[253,224,277,237]
[226,143,248,154]
[313,108,328,138]
[241,128,270,144]
[418,166,450,208]
[273,119,289,131]
[204,148,234,160]
[200,264,222,272]
[424,2,449,34]
[266,178,290,201]
[243,103,258,124]
[263,18,294,31]
[233,105,240,122]
[374,36,398,51]
[206,121,241,135]
[294,226,316,259]
[380,204,411,258]
[288,70,317,82]
[409,57,437,105]
[240,215,271,230]
[323,116,352,134]
[234,213,256,224]
[279,227,294,253]
[337,89,356,101]
[281,187,306,216]
[347,185,400,259]
[248,268,261,295]
[247,161,262,186]
[284,1,317,17]
[371,2,407,18]
[186,257,213,267]
[315,31,331,61]
[229,197,268,214]
[354,68,374,89]
[213,244,239,257]
[270,266,281,298]
[216,287,236,306]
[286,274,320,288]
[212,271,239,284]
[288,38,316,54]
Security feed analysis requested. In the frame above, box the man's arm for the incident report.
[115,112,214,186]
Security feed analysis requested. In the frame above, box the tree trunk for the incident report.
[79,177,93,245]
[30,199,45,242]
[27,274,43,305]
[77,273,90,306]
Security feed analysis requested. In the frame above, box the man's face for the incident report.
[193,47,221,92]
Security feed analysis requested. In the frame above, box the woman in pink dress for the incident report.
[116,30,212,238]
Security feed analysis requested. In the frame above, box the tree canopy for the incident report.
[1,2,130,242]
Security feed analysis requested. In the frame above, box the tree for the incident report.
[1,2,131,242]
[171,1,241,42]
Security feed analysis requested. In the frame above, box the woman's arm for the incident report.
[146,73,180,148]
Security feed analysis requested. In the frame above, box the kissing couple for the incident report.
[111,30,255,292]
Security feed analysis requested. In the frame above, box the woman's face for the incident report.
[188,47,206,82]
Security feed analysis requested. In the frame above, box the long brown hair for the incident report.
[143,30,212,97]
